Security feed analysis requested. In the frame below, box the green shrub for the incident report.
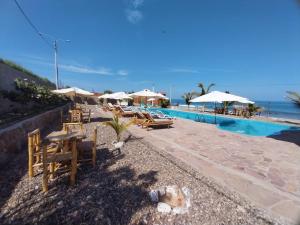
[160,99,170,108]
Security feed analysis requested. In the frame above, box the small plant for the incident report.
[160,99,170,108]
[104,114,132,142]
[248,104,262,116]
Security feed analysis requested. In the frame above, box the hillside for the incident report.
[0,58,66,127]
[0,58,55,91]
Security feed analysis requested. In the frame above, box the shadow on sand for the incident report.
[0,145,158,224]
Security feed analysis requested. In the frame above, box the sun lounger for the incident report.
[132,112,148,126]
[115,106,135,117]
[142,112,173,130]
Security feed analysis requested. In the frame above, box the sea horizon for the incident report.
[170,99,300,120]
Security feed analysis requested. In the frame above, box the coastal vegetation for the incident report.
[197,83,215,96]
[287,91,300,107]
[182,92,196,107]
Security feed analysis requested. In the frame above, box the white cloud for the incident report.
[169,68,200,74]
[125,0,144,24]
[131,0,144,8]
[125,9,143,24]
[59,64,113,75]
[169,67,237,74]
[117,69,129,76]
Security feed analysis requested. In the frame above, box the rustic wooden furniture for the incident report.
[28,129,58,178]
[142,113,173,130]
[77,127,98,167]
[115,106,135,117]
[69,109,82,122]
[82,109,91,123]
[42,137,77,192]
[132,112,148,126]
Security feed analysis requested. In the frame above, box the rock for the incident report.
[34,185,39,190]
[149,190,159,202]
[157,202,171,213]
[172,206,188,215]
[159,185,185,208]
[86,195,92,201]
[57,201,63,208]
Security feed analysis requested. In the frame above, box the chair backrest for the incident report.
[28,129,41,154]
[136,112,146,119]
[63,122,83,133]
[71,109,82,122]
[143,112,154,122]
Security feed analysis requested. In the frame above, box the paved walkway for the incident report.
[128,118,300,224]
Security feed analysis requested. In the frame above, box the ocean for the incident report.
[170,99,300,120]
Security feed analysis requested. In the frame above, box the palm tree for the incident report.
[104,114,132,142]
[198,83,215,96]
[182,92,196,107]
[287,91,300,107]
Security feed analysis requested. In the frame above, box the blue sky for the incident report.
[1,0,300,100]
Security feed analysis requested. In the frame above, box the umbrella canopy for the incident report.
[190,91,253,104]
[52,87,94,97]
[156,93,169,100]
[147,98,156,101]
[129,89,161,98]
[109,92,132,100]
[98,93,113,99]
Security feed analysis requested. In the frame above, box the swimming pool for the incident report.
[149,108,300,136]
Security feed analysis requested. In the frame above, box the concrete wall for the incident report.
[0,105,68,167]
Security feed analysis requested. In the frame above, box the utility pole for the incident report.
[54,40,59,89]
[169,85,172,105]
[40,33,70,90]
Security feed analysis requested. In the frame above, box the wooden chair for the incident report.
[115,106,135,117]
[28,129,58,178]
[70,109,82,122]
[82,109,91,123]
[63,122,84,133]
[132,112,148,126]
[77,127,98,167]
[42,137,77,192]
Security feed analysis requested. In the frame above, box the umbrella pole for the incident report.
[214,102,216,124]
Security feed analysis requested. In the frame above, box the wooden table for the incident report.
[46,130,87,152]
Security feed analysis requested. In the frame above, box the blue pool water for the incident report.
[149,108,300,136]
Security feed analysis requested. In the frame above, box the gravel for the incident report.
[0,106,288,225]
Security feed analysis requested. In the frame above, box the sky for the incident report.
[1,0,300,101]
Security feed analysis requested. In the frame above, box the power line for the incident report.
[13,0,53,49]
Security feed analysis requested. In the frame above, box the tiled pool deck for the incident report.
[128,117,300,224]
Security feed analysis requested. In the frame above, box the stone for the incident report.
[157,202,171,213]
[57,201,64,208]
[159,185,185,208]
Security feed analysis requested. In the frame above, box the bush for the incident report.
[1,78,68,106]
[160,99,170,108]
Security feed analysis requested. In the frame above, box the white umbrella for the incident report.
[156,93,169,100]
[190,91,251,103]
[190,91,254,123]
[98,93,113,99]
[147,98,156,101]
[129,89,161,98]
[129,89,162,106]
[108,92,132,100]
[52,87,94,97]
